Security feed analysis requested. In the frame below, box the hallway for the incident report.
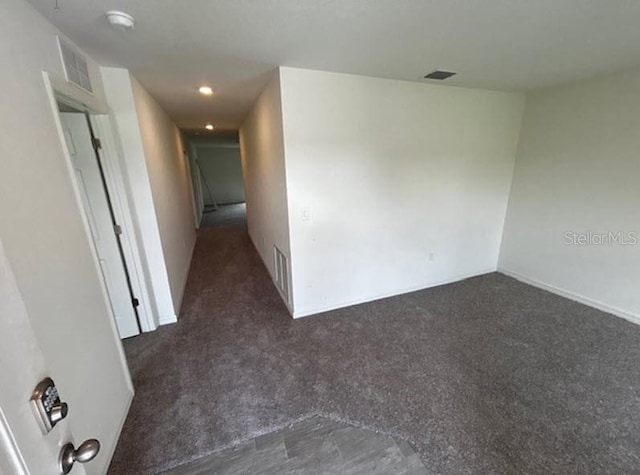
[200,203,247,228]
[109,216,640,474]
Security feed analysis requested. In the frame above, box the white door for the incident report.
[0,239,75,475]
[0,235,134,475]
[59,113,140,339]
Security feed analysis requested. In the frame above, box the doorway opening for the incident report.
[184,131,246,228]
[55,101,142,338]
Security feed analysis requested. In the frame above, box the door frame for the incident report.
[43,72,157,336]
[89,114,155,333]
[42,72,137,470]
[187,142,204,227]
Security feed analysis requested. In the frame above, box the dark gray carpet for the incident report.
[109,216,640,474]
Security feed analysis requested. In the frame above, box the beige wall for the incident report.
[499,67,640,322]
[279,67,526,317]
[239,71,293,311]
[130,77,197,315]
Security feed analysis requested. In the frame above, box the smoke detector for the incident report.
[106,11,135,31]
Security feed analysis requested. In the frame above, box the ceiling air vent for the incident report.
[57,37,93,94]
[424,70,457,81]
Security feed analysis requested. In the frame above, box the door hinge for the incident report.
[132,298,140,307]
[114,224,123,235]
[91,137,102,150]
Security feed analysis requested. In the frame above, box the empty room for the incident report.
[1,1,639,474]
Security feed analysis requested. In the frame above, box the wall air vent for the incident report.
[57,37,93,94]
[424,70,457,80]
[273,246,290,304]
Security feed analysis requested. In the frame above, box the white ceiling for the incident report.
[27,0,640,131]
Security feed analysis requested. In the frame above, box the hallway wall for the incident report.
[239,71,293,311]
[130,77,197,316]
[279,67,525,317]
[102,67,182,325]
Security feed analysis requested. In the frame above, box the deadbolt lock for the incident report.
[30,377,69,434]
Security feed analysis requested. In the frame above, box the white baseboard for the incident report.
[152,236,197,330]
[293,268,497,319]
[498,267,640,326]
[158,313,178,325]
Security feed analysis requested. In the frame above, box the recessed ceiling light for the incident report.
[105,11,135,31]
[199,86,214,96]
[205,124,214,130]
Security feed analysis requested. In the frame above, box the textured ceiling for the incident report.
[26,0,640,130]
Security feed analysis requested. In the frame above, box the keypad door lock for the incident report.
[30,377,68,434]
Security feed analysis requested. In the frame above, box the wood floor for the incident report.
[162,416,427,474]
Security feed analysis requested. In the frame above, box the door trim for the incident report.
[43,71,134,394]
[44,73,158,334]
[90,115,156,334]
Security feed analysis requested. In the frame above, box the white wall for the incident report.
[196,145,245,205]
[130,77,197,315]
[239,71,293,310]
[279,67,525,317]
[499,67,640,322]
[102,68,197,322]
[102,67,177,324]
[0,0,131,472]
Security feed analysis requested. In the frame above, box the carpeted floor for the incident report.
[108,215,640,474]
[200,203,247,228]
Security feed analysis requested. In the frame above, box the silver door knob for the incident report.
[59,439,100,474]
